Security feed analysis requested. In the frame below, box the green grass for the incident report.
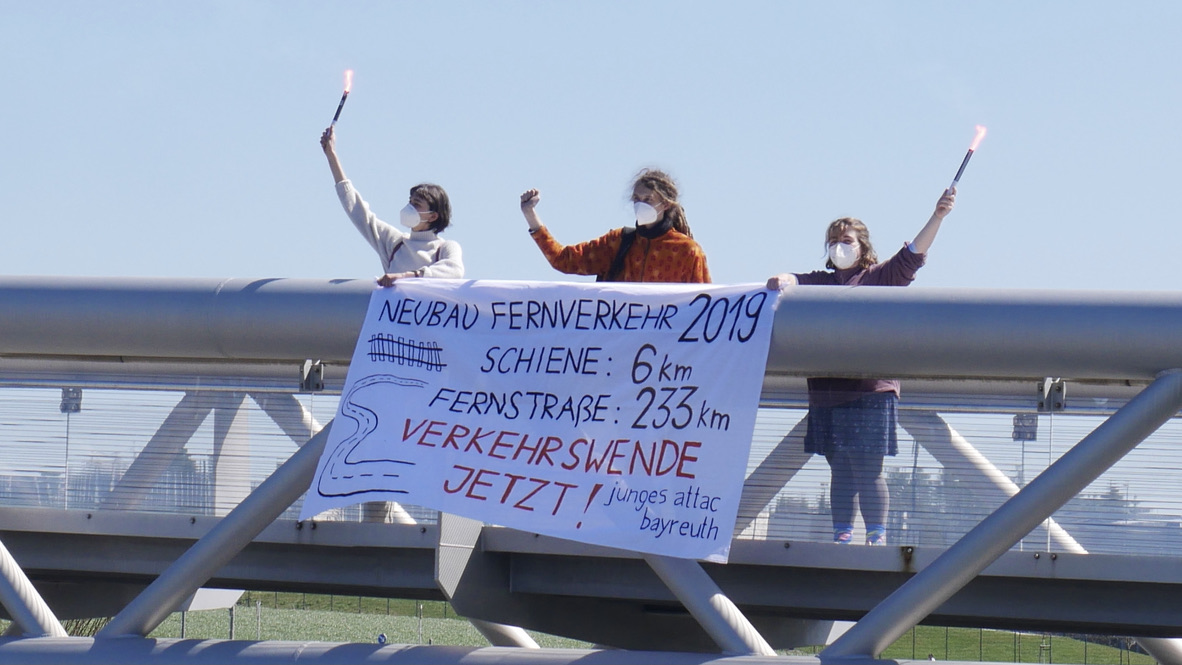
[236,592,454,618]
[0,594,1160,662]
[796,626,1154,664]
[143,595,590,648]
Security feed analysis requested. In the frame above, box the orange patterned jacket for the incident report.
[530,226,711,284]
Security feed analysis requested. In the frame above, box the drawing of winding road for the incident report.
[316,373,427,498]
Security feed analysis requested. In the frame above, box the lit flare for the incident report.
[969,124,987,151]
[950,125,988,190]
[331,70,354,126]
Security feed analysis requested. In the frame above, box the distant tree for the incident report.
[1056,484,1147,525]
[886,467,950,547]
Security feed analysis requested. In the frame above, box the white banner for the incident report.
[300,279,776,562]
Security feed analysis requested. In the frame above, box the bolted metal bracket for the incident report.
[299,360,325,393]
[60,387,82,414]
[1037,378,1066,413]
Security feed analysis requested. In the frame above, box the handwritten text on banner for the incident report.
[300,280,776,562]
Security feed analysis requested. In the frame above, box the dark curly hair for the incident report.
[824,217,878,270]
[631,169,693,238]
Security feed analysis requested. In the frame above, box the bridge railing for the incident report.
[742,382,1182,556]
[2,277,1181,560]
[1,376,1179,558]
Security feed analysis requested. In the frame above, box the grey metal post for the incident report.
[0,537,67,637]
[643,554,775,656]
[98,420,333,638]
[823,369,1182,660]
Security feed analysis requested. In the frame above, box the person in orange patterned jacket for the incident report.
[519,169,711,284]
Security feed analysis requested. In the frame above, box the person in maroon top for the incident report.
[767,188,956,546]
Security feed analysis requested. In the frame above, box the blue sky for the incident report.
[3,2,1180,290]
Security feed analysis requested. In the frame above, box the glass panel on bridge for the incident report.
[1,375,1177,556]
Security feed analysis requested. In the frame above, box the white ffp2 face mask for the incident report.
[399,204,424,229]
[634,201,660,226]
[828,242,860,270]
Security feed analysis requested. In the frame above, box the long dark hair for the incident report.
[824,217,877,270]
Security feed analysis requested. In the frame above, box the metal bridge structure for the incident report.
[1,276,1181,664]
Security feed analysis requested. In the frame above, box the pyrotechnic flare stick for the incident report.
[331,70,354,126]
[949,124,988,191]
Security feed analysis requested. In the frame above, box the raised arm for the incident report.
[324,131,405,269]
[320,126,347,184]
[910,187,956,255]
[520,188,544,232]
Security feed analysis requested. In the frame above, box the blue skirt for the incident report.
[804,391,898,456]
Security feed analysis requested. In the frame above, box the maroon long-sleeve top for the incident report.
[793,243,926,408]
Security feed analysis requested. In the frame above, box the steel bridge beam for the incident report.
[897,409,1086,554]
[822,370,1182,660]
[0,537,66,637]
[0,637,798,665]
[644,555,775,656]
[98,421,334,637]
[6,278,1182,384]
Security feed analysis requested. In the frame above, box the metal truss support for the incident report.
[1135,638,1182,665]
[735,417,810,534]
[643,555,775,656]
[435,513,540,649]
[99,391,217,511]
[250,393,419,525]
[211,392,252,516]
[898,409,1086,554]
[467,619,540,650]
[360,501,418,525]
[822,369,1182,660]
[98,420,334,638]
[440,513,770,653]
[899,411,1182,665]
[0,537,67,637]
[248,392,322,447]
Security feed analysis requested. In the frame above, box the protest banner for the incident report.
[300,280,776,562]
